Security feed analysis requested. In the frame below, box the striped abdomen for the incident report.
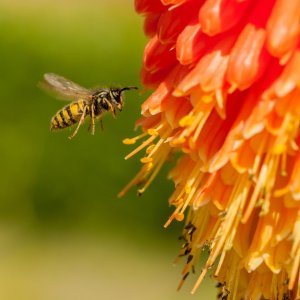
[50,100,88,131]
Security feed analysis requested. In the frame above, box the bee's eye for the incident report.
[112,90,120,98]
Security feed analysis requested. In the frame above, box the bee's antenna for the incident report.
[120,86,138,92]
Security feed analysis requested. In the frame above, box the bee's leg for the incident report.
[111,108,116,119]
[105,100,116,119]
[68,106,87,140]
[110,104,116,119]
[89,104,96,135]
[100,119,104,131]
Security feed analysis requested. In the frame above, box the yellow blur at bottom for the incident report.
[0,229,215,300]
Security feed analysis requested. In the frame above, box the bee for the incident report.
[40,73,137,140]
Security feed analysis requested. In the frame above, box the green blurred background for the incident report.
[0,0,214,299]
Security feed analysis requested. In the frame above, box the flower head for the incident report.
[121,0,300,298]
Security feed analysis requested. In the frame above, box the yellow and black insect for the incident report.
[40,73,137,139]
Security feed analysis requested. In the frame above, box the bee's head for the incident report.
[110,86,138,111]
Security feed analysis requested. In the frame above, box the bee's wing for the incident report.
[40,73,92,101]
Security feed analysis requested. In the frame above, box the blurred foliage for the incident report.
[0,0,177,236]
[0,1,215,299]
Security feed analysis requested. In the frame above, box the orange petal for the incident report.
[234,213,258,258]
[270,51,300,98]
[226,24,271,90]
[141,64,173,88]
[264,240,291,274]
[142,65,190,115]
[163,97,192,128]
[176,22,207,65]
[199,0,253,36]
[144,13,161,37]
[141,81,171,116]
[266,0,300,58]
[143,35,176,73]
[175,34,235,95]
[157,1,202,44]
[135,115,161,131]
[242,98,274,139]
[231,140,256,174]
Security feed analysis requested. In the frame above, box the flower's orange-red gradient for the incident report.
[120,1,300,299]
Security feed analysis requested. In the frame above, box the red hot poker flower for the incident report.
[121,0,300,299]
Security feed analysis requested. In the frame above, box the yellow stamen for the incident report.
[216,89,224,110]
[173,100,214,147]
[175,213,184,222]
[180,172,204,215]
[280,152,287,176]
[122,132,147,145]
[185,185,192,194]
[124,124,165,160]
[202,94,213,103]
[170,136,186,146]
[122,138,137,145]
[140,157,153,164]
[137,144,170,195]
[242,154,279,223]
[117,168,146,198]
[145,162,154,171]
[125,135,157,160]
[214,251,226,276]
[191,268,208,294]
[147,128,159,136]
[146,144,155,154]
[164,204,184,228]
[273,143,286,154]
[179,115,195,127]
[228,83,237,94]
[191,110,211,143]
[289,243,300,291]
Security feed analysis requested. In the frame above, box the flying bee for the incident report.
[40,73,137,140]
